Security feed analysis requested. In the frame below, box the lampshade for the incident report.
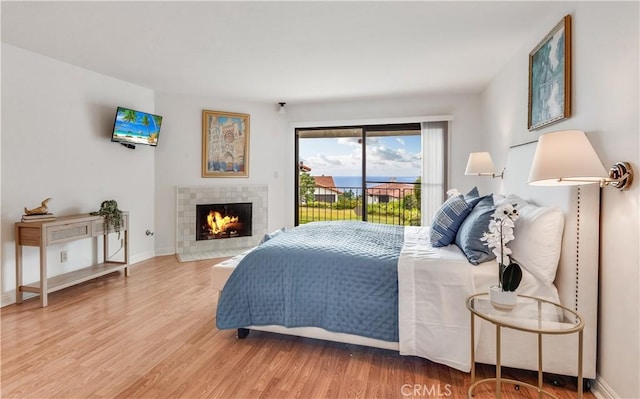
[528,130,608,186]
[465,152,496,175]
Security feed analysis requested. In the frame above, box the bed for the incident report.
[213,142,599,380]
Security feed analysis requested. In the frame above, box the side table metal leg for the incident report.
[496,324,501,399]
[578,330,583,398]
[538,332,543,399]
[470,312,475,385]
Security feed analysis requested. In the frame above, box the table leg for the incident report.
[103,233,108,263]
[39,229,48,307]
[470,312,475,385]
[124,229,130,276]
[15,226,23,304]
[538,332,543,399]
[578,330,583,398]
[496,324,501,399]
[40,247,49,308]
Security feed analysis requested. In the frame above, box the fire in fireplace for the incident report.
[196,202,252,241]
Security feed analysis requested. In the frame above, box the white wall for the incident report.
[1,44,157,304]
[481,3,639,398]
[153,93,288,255]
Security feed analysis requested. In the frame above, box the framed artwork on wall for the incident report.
[202,110,250,177]
[528,14,572,131]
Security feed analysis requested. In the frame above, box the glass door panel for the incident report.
[365,129,422,226]
[296,128,364,224]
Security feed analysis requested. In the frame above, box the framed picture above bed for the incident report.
[528,14,571,131]
[202,110,250,177]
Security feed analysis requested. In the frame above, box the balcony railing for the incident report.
[298,183,421,226]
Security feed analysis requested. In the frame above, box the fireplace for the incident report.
[176,185,267,261]
[196,202,252,241]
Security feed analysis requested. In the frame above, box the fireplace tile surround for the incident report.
[176,185,268,261]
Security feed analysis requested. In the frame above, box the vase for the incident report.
[489,285,517,311]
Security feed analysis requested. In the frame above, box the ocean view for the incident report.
[330,176,419,188]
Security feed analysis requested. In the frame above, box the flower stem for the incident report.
[499,219,504,288]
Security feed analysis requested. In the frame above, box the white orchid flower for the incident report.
[502,229,515,242]
[483,202,520,286]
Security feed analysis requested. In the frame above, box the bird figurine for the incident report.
[24,198,52,215]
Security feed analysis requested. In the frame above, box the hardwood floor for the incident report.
[1,255,593,398]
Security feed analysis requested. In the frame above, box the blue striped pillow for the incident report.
[430,195,474,247]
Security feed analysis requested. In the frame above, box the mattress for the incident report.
[211,225,560,372]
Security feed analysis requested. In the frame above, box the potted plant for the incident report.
[90,200,123,238]
[481,202,522,311]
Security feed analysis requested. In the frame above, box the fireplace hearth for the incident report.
[196,202,252,241]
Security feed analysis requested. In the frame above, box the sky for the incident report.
[298,135,421,177]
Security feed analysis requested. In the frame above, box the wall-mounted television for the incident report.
[111,107,163,148]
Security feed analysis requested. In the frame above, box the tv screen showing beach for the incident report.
[112,107,162,146]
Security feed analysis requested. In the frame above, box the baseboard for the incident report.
[1,290,37,308]
[129,250,156,265]
[592,375,619,399]
[1,291,15,307]
[154,247,175,257]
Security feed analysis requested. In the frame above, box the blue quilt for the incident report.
[216,221,405,342]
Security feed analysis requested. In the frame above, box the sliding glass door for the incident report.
[295,123,429,226]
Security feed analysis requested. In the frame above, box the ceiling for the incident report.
[1,1,563,104]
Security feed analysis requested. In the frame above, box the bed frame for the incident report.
[215,142,599,380]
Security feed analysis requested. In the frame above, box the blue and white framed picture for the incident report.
[528,15,572,131]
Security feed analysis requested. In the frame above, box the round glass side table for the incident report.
[466,293,584,399]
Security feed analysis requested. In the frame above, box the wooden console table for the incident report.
[15,212,129,307]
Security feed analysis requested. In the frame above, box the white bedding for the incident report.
[398,226,560,372]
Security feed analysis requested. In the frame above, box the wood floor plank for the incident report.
[1,255,595,398]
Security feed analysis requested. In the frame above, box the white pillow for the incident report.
[505,195,565,284]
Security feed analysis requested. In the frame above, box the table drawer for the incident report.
[47,221,92,244]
